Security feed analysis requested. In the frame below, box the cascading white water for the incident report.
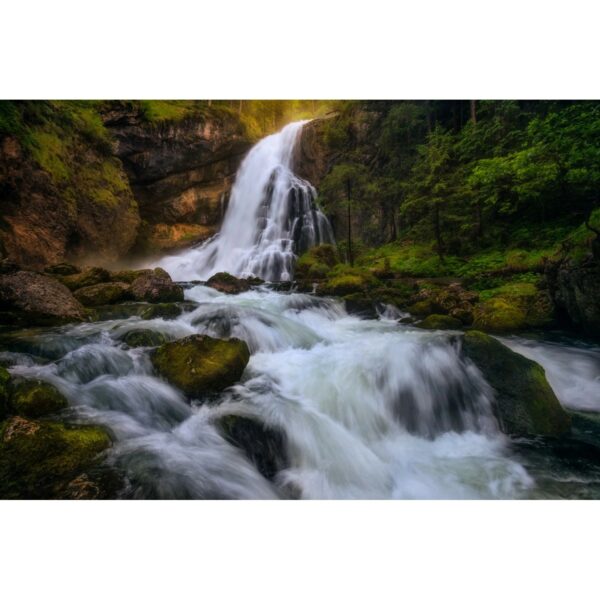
[157,121,334,282]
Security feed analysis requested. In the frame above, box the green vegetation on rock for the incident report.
[120,329,169,348]
[10,379,68,418]
[417,314,463,330]
[151,334,250,397]
[462,330,571,436]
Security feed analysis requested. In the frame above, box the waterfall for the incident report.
[157,121,334,282]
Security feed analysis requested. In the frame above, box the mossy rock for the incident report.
[74,282,132,307]
[343,293,378,318]
[417,314,463,330]
[295,244,340,279]
[0,366,11,420]
[206,272,251,294]
[0,416,111,499]
[130,269,184,303]
[60,267,111,291]
[151,334,250,397]
[462,330,571,437]
[44,263,80,276]
[140,303,183,320]
[110,269,152,284]
[217,414,288,481]
[120,329,169,348]
[407,299,441,317]
[10,379,68,418]
[472,298,527,332]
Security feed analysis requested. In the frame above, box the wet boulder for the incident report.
[417,314,462,330]
[60,267,111,291]
[120,329,169,348]
[73,282,132,307]
[216,414,288,481]
[10,378,68,418]
[0,416,111,499]
[141,302,185,320]
[110,269,152,284]
[130,268,184,303]
[0,270,86,325]
[151,334,250,397]
[206,272,251,294]
[462,330,571,437]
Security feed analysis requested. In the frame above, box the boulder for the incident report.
[110,269,152,284]
[130,268,184,303]
[462,330,571,436]
[140,302,184,320]
[151,334,250,397]
[60,267,111,291]
[417,314,462,330]
[119,329,169,348]
[0,416,111,499]
[0,270,86,325]
[216,414,288,481]
[10,379,68,418]
[206,272,251,294]
[44,263,80,276]
[74,282,132,306]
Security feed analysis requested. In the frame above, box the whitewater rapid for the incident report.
[157,121,334,282]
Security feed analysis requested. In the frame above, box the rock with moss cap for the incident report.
[0,270,86,325]
[130,268,184,303]
[0,416,112,499]
[10,379,68,418]
[44,263,80,276]
[206,272,251,294]
[74,281,132,307]
[216,414,288,481]
[462,330,570,436]
[151,334,250,397]
[60,266,111,291]
[417,314,463,330]
[140,302,184,320]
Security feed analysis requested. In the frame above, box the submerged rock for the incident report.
[216,414,288,481]
[10,378,68,418]
[417,314,462,330]
[0,416,112,499]
[0,270,86,325]
[151,334,250,397]
[74,282,132,306]
[140,302,185,320]
[206,272,251,294]
[120,329,169,348]
[130,268,184,303]
[462,330,571,436]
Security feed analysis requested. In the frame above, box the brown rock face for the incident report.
[0,134,140,270]
[104,107,252,256]
[130,268,184,302]
[0,270,87,325]
[293,117,335,188]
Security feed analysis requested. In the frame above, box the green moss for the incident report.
[295,244,340,279]
[472,297,527,332]
[10,379,68,418]
[151,334,250,397]
[60,267,110,291]
[29,129,71,183]
[417,314,463,330]
[462,331,570,436]
[0,417,111,499]
[140,100,200,122]
[73,282,130,307]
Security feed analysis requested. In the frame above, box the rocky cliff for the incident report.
[102,103,251,256]
[0,101,252,269]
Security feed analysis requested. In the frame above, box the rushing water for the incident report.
[3,286,600,498]
[157,121,334,282]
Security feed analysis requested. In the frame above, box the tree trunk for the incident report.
[470,100,477,125]
[433,204,444,262]
[425,100,432,134]
[346,179,353,266]
[207,100,212,107]
[238,100,243,116]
